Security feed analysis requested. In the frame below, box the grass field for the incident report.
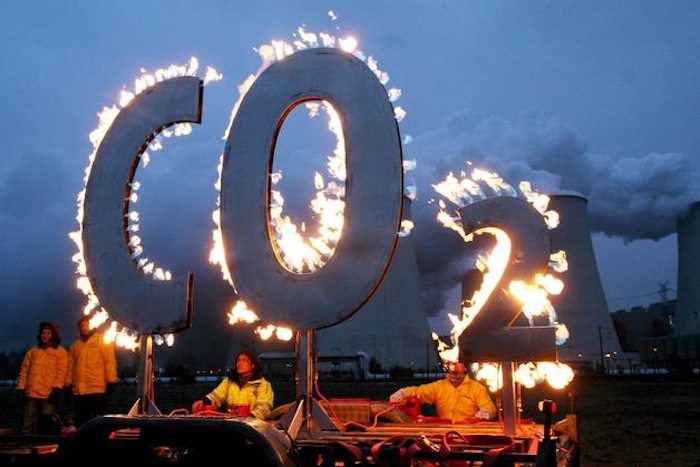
[2,374,699,466]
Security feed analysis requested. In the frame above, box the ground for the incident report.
[1,374,699,466]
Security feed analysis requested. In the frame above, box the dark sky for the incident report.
[1,1,698,368]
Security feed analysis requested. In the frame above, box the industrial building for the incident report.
[612,201,700,370]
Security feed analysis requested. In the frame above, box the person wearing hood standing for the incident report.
[15,321,68,435]
[65,315,118,428]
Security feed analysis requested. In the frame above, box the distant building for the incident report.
[258,351,370,381]
[547,194,622,367]
[314,198,439,372]
[611,301,675,352]
[612,300,699,369]
[626,202,700,368]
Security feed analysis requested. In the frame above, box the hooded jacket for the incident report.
[16,322,68,399]
[204,375,274,420]
[204,350,274,420]
[66,329,118,395]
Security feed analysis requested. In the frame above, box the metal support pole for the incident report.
[501,361,517,436]
[294,331,302,400]
[278,329,339,438]
[305,329,315,431]
[128,334,161,415]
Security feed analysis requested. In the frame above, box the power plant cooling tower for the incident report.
[548,194,622,367]
[316,198,439,371]
[675,201,700,336]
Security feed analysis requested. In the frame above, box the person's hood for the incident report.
[37,321,61,348]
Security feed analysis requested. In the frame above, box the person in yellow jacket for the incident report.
[15,321,68,434]
[65,316,118,428]
[192,349,274,420]
[389,361,497,423]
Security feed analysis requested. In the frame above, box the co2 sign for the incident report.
[82,47,556,362]
[82,48,403,334]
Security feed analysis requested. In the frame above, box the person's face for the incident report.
[79,320,90,335]
[236,354,254,376]
[40,328,52,345]
[446,362,466,376]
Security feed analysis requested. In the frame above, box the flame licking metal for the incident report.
[70,58,221,350]
[432,164,573,390]
[210,26,407,339]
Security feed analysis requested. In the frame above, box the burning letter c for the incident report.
[82,76,201,334]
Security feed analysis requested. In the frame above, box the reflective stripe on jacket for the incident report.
[66,332,118,395]
[16,346,68,399]
[402,375,497,422]
[206,376,274,420]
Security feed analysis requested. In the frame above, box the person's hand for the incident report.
[15,389,25,404]
[192,399,213,413]
[49,387,62,405]
[389,389,407,403]
[106,382,117,398]
[192,400,204,413]
[475,409,492,420]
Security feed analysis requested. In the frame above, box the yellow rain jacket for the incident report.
[402,375,497,423]
[16,346,68,399]
[66,332,118,395]
[205,376,274,420]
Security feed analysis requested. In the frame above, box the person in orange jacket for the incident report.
[389,360,497,423]
[16,321,68,435]
[65,316,118,428]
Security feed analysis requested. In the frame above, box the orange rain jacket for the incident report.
[66,332,118,395]
[401,375,497,423]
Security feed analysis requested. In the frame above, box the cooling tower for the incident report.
[316,197,439,371]
[675,201,700,336]
[547,194,622,366]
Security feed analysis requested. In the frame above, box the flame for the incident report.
[227,300,259,325]
[211,26,408,340]
[226,300,294,342]
[473,363,501,393]
[475,361,575,392]
[514,362,575,389]
[432,164,573,390]
[71,58,222,350]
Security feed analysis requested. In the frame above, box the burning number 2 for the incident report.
[456,196,557,362]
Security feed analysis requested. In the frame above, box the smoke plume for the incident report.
[405,110,700,315]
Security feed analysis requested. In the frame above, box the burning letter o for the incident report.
[220,48,403,330]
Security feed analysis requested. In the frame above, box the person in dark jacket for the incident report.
[16,322,68,434]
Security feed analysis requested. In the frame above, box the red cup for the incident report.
[402,396,420,420]
[229,404,251,417]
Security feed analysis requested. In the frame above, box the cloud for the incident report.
[0,151,73,219]
[584,152,699,241]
